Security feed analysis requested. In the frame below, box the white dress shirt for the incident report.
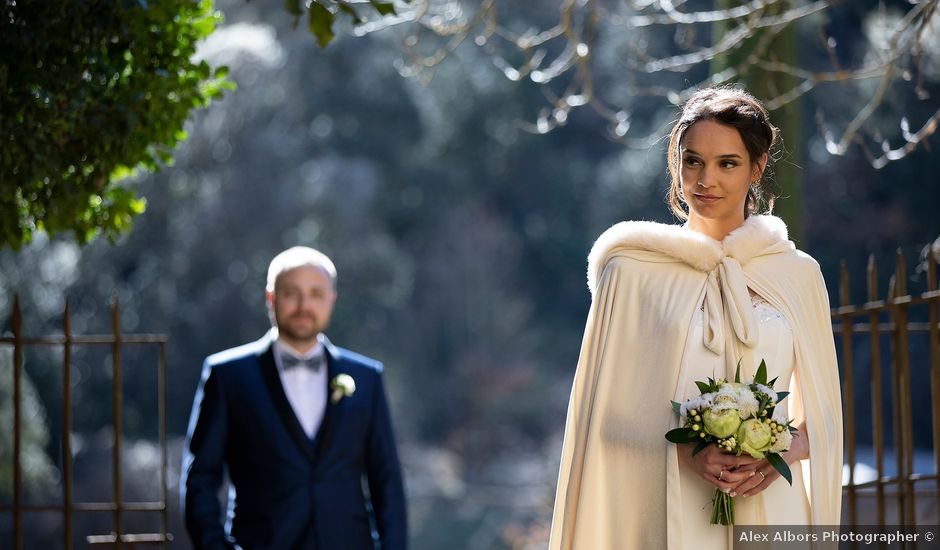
[273,336,328,439]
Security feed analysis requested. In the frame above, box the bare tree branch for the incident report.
[364,0,939,168]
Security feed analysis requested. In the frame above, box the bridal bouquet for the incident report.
[665,360,795,525]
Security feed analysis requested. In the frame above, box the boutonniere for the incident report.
[330,373,356,404]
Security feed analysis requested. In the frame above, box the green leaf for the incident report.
[0,0,232,248]
[284,0,303,16]
[368,0,396,15]
[308,2,336,47]
[110,165,138,181]
[192,15,216,36]
[129,197,147,214]
[672,401,682,417]
[734,359,742,383]
[695,381,711,394]
[767,453,792,485]
[692,438,711,456]
[776,391,790,403]
[755,359,768,386]
[665,428,697,444]
[338,4,363,24]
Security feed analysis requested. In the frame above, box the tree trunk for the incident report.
[711,0,805,245]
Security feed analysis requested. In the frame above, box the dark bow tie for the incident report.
[281,353,325,372]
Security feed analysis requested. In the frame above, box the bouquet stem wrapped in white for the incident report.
[665,360,795,525]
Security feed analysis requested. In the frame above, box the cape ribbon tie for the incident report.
[702,256,758,355]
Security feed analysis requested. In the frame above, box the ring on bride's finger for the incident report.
[718,470,724,481]
[758,470,766,481]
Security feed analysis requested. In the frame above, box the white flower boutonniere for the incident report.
[330,373,356,404]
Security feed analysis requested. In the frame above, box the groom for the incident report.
[181,246,407,550]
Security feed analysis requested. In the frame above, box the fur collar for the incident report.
[587,215,791,294]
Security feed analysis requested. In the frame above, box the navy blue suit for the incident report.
[181,332,407,550]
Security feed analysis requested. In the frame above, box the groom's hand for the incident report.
[677,442,761,493]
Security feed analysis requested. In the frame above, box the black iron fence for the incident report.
[1,296,171,549]
[836,248,940,526]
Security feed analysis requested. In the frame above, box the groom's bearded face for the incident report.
[268,265,337,346]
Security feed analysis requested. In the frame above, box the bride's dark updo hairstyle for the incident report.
[666,86,780,220]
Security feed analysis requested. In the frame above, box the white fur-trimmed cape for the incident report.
[549,213,842,549]
[587,214,791,295]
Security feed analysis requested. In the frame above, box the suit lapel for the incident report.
[312,338,345,462]
[258,344,317,462]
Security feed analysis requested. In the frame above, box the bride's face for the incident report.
[679,119,765,227]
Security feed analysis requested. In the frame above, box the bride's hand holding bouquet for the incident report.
[666,360,800,525]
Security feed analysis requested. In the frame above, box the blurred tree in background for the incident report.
[0,0,406,252]
[0,0,231,249]
[379,0,939,242]
[711,0,805,241]
[1,0,939,548]
[4,1,935,250]
[388,0,939,167]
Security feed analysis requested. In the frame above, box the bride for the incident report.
[549,86,842,549]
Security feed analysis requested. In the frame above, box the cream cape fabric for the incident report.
[549,215,843,549]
